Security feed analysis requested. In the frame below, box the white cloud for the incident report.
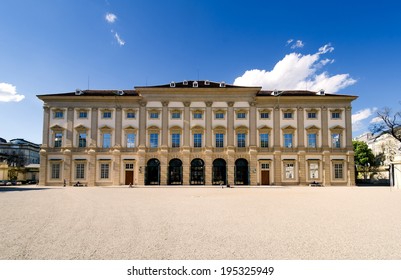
[114,32,125,46]
[105,13,117,23]
[352,108,377,131]
[0,82,25,102]
[291,40,304,49]
[287,39,304,49]
[370,116,383,124]
[233,43,356,93]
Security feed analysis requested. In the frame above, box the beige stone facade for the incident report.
[37,81,357,186]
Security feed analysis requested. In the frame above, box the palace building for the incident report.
[37,80,357,187]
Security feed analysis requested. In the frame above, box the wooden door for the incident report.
[261,170,270,185]
[125,171,134,185]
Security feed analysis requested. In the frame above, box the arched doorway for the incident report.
[235,158,249,185]
[145,158,160,185]
[168,158,183,185]
[212,158,227,185]
[190,158,205,185]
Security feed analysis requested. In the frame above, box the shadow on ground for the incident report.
[0,187,55,192]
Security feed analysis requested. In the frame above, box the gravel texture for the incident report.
[1,186,400,260]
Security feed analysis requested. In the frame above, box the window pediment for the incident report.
[330,125,344,132]
[50,125,65,131]
[281,125,296,132]
[305,125,320,132]
[75,125,88,131]
[258,125,272,132]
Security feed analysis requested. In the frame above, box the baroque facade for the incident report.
[37,80,357,187]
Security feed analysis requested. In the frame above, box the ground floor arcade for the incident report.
[39,147,355,187]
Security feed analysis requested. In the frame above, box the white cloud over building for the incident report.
[0,83,25,102]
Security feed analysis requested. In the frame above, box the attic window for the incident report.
[205,80,210,85]
[170,82,175,88]
[193,81,198,87]
[219,81,226,87]
[183,80,188,85]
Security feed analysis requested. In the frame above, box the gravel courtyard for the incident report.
[1,186,401,260]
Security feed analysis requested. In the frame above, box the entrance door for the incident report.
[212,158,227,185]
[125,171,134,185]
[145,158,160,185]
[235,158,249,185]
[261,170,270,185]
[190,158,205,185]
[168,159,183,185]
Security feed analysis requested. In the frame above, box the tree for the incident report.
[370,107,401,143]
[353,140,375,180]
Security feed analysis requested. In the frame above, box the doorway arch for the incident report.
[235,158,249,185]
[168,158,183,185]
[190,158,205,185]
[145,158,160,185]
[212,158,227,185]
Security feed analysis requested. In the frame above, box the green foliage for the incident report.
[353,140,375,167]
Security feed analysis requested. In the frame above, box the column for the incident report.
[321,106,329,148]
[183,102,191,147]
[39,150,47,186]
[66,107,74,147]
[139,102,147,147]
[90,108,98,147]
[42,105,50,147]
[297,107,304,148]
[273,106,280,149]
[115,107,122,147]
[249,102,257,147]
[345,106,353,149]
[88,148,96,186]
[227,102,234,147]
[161,101,169,147]
[205,101,213,148]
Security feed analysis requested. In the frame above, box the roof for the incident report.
[37,89,138,98]
[257,90,357,98]
[136,80,259,89]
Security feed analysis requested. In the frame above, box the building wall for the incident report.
[37,85,356,187]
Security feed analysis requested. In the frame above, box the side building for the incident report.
[37,81,357,187]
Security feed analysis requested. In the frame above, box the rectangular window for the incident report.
[103,133,111,148]
[78,133,87,148]
[171,112,181,119]
[54,133,62,147]
[260,112,269,119]
[194,133,202,147]
[284,133,293,148]
[237,133,246,147]
[76,163,85,179]
[307,112,317,119]
[100,163,110,179]
[215,133,224,147]
[54,111,63,118]
[79,111,88,118]
[260,133,269,148]
[285,163,295,179]
[237,112,246,119]
[334,163,344,179]
[150,133,159,148]
[215,112,224,119]
[309,163,319,179]
[103,111,112,118]
[332,133,341,148]
[261,163,270,169]
[126,163,134,170]
[193,112,203,119]
[126,112,136,119]
[150,112,159,119]
[307,133,317,148]
[172,133,180,147]
[283,112,293,119]
[332,112,341,119]
[126,133,135,148]
[51,163,60,179]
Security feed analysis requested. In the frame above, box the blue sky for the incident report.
[1,0,401,144]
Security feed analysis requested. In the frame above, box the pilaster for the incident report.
[227,102,234,147]
[66,107,74,147]
[39,149,47,186]
[112,149,121,185]
[88,148,96,187]
[205,101,213,147]
[42,105,50,147]
[297,106,304,148]
[162,101,169,147]
[90,108,98,146]
[323,151,331,186]
[139,102,147,147]
[183,102,191,147]
[321,106,328,148]
[298,151,306,185]
[249,102,257,147]
[115,107,122,147]
[274,151,282,185]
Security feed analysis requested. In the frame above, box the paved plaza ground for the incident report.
[1,186,401,260]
